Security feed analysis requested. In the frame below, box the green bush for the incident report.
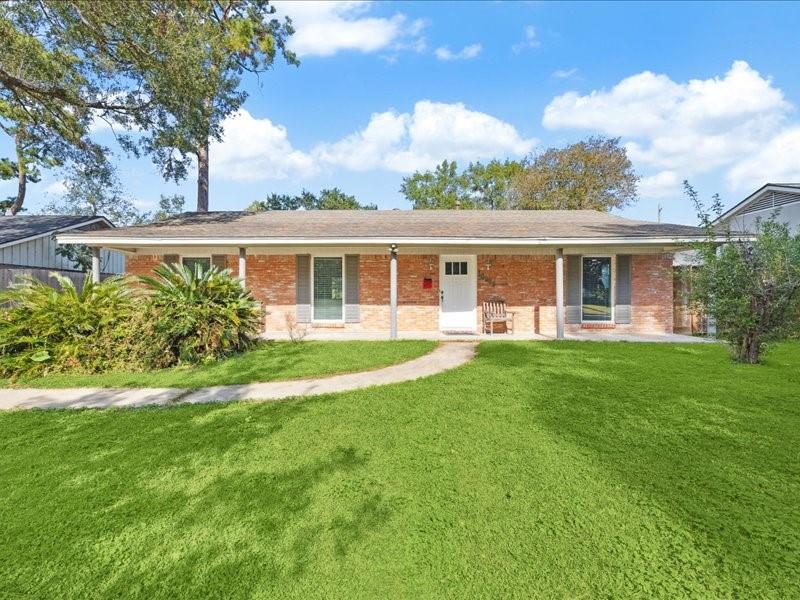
[0,265,264,378]
[0,274,142,378]
[139,263,263,366]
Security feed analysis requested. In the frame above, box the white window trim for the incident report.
[310,253,346,324]
[580,254,616,324]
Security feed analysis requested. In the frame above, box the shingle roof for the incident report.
[69,209,710,241]
[0,215,111,246]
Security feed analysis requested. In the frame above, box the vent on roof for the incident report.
[741,191,800,215]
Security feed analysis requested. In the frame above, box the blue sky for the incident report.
[4,0,800,224]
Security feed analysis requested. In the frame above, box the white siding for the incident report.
[727,202,800,234]
[0,235,125,273]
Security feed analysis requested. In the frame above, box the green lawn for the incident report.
[1,341,798,598]
[0,340,436,388]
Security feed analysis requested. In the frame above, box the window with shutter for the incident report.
[295,255,311,323]
[345,254,360,323]
[615,255,632,324]
[566,255,581,324]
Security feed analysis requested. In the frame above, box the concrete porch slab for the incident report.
[262,330,713,343]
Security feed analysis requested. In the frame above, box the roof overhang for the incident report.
[1,216,114,250]
[55,234,739,248]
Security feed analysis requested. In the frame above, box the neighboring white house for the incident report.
[716,183,800,233]
[0,215,124,289]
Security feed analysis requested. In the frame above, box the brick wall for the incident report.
[126,251,675,335]
[398,254,439,331]
[477,255,557,335]
[359,254,390,330]
[247,255,296,331]
[126,254,163,276]
[630,253,674,333]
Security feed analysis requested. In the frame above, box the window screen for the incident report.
[313,257,343,320]
[183,257,211,273]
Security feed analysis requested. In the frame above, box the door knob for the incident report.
[440,289,444,302]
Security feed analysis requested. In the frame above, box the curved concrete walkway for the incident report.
[0,342,477,411]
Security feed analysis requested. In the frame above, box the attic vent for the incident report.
[741,191,799,215]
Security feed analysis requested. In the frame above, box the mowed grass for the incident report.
[1,341,798,598]
[0,340,436,389]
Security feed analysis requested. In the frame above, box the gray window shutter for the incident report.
[163,254,179,266]
[566,255,581,324]
[345,254,360,323]
[211,255,228,271]
[296,254,311,323]
[615,255,632,324]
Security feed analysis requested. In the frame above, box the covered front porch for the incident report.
[84,243,680,340]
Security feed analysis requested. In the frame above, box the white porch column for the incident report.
[555,247,565,340]
[389,244,398,339]
[238,247,247,289]
[91,247,101,283]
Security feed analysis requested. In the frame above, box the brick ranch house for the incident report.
[58,210,722,339]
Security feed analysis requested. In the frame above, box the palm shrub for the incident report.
[0,274,142,377]
[139,263,263,365]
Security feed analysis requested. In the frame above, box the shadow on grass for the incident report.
[486,341,800,593]
[0,399,393,598]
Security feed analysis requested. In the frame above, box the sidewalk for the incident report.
[0,342,477,410]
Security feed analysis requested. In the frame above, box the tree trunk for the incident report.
[9,130,26,215]
[196,136,209,212]
[737,335,762,364]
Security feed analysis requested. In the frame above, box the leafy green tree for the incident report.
[687,181,800,363]
[43,154,146,226]
[246,189,375,211]
[0,121,106,215]
[2,1,298,213]
[317,188,376,210]
[510,136,639,211]
[401,160,471,209]
[464,159,525,209]
[152,194,186,222]
[121,1,299,211]
[1,2,165,212]
[401,159,525,209]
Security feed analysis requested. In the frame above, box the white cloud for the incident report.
[44,180,67,196]
[727,127,800,190]
[208,102,534,182]
[543,61,792,177]
[133,197,156,211]
[435,43,482,61]
[275,1,426,57]
[638,170,680,199]
[314,100,536,173]
[552,68,578,79]
[210,109,316,182]
[512,25,540,53]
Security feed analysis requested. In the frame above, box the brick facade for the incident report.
[125,250,674,335]
[477,255,557,335]
[630,253,674,334]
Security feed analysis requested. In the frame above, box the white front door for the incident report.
[439,255,477,332]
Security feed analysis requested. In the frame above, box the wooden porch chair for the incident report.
[482,300,515,335]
